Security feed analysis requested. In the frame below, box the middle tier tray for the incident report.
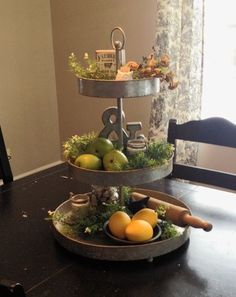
[68,157,173,186]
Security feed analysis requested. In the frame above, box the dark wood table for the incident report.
[1,163,236,297]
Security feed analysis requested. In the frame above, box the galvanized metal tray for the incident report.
[68,157,173,186]
[78,77,160,98]
[52,188,190,261]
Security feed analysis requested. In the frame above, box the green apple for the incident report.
[87,137,114,158]
[74,154,102,170]
[103,150,128,171]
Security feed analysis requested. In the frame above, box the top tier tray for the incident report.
[77,77,160,98]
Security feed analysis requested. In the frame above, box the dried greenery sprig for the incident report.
[156,205,179,239]
[159,220,179,240]
[68,53,114,80]
[68,50,179,90]
[63,132,97,162]
[53,202,130,236]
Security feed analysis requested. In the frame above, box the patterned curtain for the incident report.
[148,0,204,165]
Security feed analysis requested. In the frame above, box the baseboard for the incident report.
[14,160,64,181]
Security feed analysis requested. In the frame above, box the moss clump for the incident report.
[123,141,174,170]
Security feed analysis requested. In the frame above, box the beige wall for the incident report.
[1,1,235,177]
[50,0,157,147]
[1,0,157,177]
[0,0,61,177]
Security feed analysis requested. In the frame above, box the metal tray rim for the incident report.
[78,77,160,98]
[68,156,173,186]
[52,188,191,261]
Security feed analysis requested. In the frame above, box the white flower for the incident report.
[84,227,91,234]
[48,210,54,216]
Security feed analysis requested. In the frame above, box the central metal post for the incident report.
[111,27,127,204]
[116,97,123,149]
[115,40,123,149]
[111,27,126,150]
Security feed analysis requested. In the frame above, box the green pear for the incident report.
[74,154,102,170]
[103,150,128,171]
[87,137,114,158]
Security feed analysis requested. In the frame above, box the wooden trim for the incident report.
[167,117,236,191]
[172,117,236,147]
[0,126,13,184]
[172,164,236,191]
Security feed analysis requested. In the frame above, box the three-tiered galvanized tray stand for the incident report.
[52,28,190,261]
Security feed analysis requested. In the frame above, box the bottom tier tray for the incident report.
[52,188,191,261]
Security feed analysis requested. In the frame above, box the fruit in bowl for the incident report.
[132,208,158,228]
[63,132,174,172]
[108,211,131,239]
[105,210,161,244]
[125,219,153,242]
[74,154,102,170]
[87,137,114,158]
[103,149,128,171]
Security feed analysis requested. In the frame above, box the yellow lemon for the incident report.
[132,208,158,228]
[108,211,131,239]
[125,219,153,242]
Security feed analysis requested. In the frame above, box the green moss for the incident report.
[123,141,174,170]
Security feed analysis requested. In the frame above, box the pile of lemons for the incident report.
[108,208,158,242]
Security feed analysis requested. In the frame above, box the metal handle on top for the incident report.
[110,27,126,51]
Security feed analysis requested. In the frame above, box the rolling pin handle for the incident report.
[182,213,213,232]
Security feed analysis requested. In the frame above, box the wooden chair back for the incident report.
[167,117,236,191]
[0,126,13,184]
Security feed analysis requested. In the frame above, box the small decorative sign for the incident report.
[96,50,116,77]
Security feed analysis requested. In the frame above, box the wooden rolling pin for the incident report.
[132,192,213,232]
